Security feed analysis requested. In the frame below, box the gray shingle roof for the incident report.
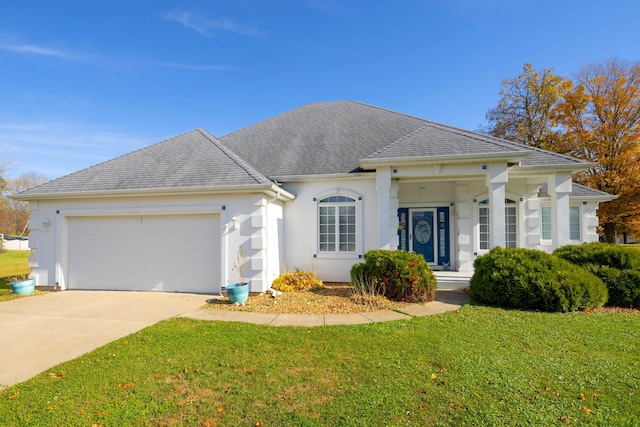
[220,101,428,176]
[539,182,614,199]
[19,101,595,198]
[367,122,526,159]
[220,101,586,176]
[19,129,273,196]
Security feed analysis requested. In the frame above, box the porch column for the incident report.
[376,167,392,249]
[548,172,572,249]
[486,163,508,248]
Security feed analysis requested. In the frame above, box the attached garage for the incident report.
[67,214,220,293]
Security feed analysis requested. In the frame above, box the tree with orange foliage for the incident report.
[484,63,572,152]
[552,59,640,242]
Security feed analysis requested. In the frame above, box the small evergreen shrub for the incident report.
[350,250,437,303]
[584,265,640,308]
[271,270,323,292]
[554,242,640,271]
[470,247,607,312]
[554,243,640,308]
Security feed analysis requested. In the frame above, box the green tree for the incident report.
[484,63,572,152]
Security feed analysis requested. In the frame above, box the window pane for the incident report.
[541,207,551,240]
[569,206,581,240]
[505,206,517,248]
[479,207,489,250]
[318,206,335,252]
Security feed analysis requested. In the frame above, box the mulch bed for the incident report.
[206,283,411,314]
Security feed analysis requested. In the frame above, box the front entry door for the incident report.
[411,209,436,263]
[398,207,450,267]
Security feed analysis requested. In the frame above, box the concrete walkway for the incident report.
[0,289,468,389]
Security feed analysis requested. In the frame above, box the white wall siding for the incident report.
[282,176,378,282]
[27,193,274,293]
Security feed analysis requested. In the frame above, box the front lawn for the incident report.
[1,306,638,426]
[0,250,31,302]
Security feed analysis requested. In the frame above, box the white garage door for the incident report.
[68,214,220,293]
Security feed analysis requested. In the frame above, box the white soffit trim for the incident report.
[358,151,532,169]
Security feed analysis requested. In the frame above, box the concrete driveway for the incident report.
[0,291,210,389]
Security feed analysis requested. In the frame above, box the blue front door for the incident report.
[411,210,435,263]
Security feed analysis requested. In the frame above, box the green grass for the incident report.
[621,244,640,253]
[0,250,30,301]
[1,306,638,426]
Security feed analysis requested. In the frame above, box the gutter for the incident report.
[10,183,296,202]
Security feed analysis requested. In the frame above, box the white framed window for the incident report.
[318,194,359,254]
[478,198,518,249]
[541,206,552,240]
[569,205,581,240]
[540,205,581,241]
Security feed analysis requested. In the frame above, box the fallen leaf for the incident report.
[217,407,225,413]
[580,406,593,415]
[8,391,19,400]
[226,388,232,394]
[255,421,263,426]
[430,373,437,379]
[118,383,135,389]
[580,393,586,401]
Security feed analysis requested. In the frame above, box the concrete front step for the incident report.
[434,272,472,290]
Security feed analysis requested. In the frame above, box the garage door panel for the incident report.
[68,214,220,293]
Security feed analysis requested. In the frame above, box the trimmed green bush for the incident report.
[350,250,437,303]
[554,243,640,308]
[470,247,607,312]
[553,242,640,271]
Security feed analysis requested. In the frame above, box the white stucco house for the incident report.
[14,101,615,294]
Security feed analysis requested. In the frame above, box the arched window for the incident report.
[318,195,357,253]
[478,198,518,249]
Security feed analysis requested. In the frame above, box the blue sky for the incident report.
[1,0,638,180]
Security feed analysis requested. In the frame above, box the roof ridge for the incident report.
[220,101,361,141]
[195,128,273,185]
[366,124,431,158]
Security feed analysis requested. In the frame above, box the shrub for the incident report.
[271,270,323,292]
[554,243,640,308]
[470,247,607,312]
[554,242,640,271]
[583,265,640,308]
[350,250,437,303]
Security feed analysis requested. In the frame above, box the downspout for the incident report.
[265,190,282,297]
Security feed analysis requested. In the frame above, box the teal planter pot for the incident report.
[11,278,35,295]
[225,283,249,305]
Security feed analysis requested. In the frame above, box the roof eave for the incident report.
[11,184,296,202]
[358,151,532,169]
[513,162,597,174]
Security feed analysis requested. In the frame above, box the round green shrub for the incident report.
[350,250,437,303]
[553,242,640,271]
[554,243,640,308]
[584,265,640,308]
[470,247,607,312]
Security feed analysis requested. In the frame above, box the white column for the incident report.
[389,181,400,250]
[548,172,572,249]
[486,163,508,248]
[376,167,392,249]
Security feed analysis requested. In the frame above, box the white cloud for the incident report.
[161,10,264,37]
[0,35,83,61]
[0,122,155,179]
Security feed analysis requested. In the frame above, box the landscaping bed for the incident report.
[207,283,410,314]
